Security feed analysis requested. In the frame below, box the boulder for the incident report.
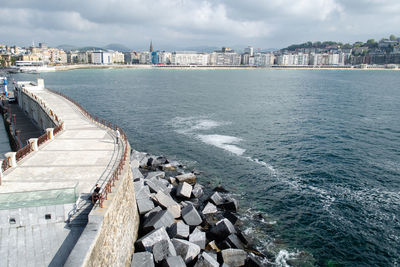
[206,240,220,253]
[171,238,201,264]
[168,177,177,185]
[136,227,170,252]
[131,251,154,267]
[209,192,224,206]
[162,256,186,267]
[176,182,192,199]
[152,239,177,264]
[244,254,264,267]
[189,228,206,249]
[210,219,236,241]
[145,178,168,194]
[137,197,155,215]
[167,221,190,239]
[194,252,219,267]
[143,210,175,233]
[154,191,181,218]
[213,185,229,193]
[135,184,151,200]
[147,157,154,168]
[162,163,176,171]
[175,173,196,185]
[202,202,218,215]
[146,171,165,179]
[192,184,204,198]
[181,205,203,226]
[132,167,144,179]
[221,249,247,267]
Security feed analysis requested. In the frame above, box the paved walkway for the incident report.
[0,86,123,267]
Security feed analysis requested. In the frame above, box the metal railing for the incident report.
[16,144,32,162]
[48,89,128,208]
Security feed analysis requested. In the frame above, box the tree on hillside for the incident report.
[390,34,397,41]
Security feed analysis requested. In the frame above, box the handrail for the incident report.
[47,89,128,208]
[16,144,31,162]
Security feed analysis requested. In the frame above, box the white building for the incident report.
[92,51,103,64]
[111,51,124,64]
[171,52,209,65]
[254,53,274,67]
[139,52,151,64]
[209,52,241,65]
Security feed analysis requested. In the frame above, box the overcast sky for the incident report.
[0,0,399,50]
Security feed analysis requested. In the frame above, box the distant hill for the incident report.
[103,43,131,52]
[57,44,78,51]
[79,46,105,52]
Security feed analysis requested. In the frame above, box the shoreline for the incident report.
[52,64,400,71]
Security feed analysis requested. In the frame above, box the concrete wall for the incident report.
[17,80,57,131]
[66,143,140,267]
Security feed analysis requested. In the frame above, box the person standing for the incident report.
[115,128,121,144]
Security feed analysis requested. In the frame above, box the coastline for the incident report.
[53,64,400,71]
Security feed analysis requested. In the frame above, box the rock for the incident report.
[172,238,201,264]
[143,206,162,222]
[220,196,239,212]
[206,240,220,252]
[137,197,155,215]
[202,202,218,215]
[147,157,154,168]
[213,185,229,193]
[168,221,190,239]
[223,211,239,225]
[194,252,219,267]
[162,163,176,171]
[226,234,245,249]
[168,177,177,185]
[192,184,204,198]
[209,192,224,206]
[210,219,236,241]
[162,256,186,267]
[176,182,192,199]
[181,204,203,226]
[154,191,181,218]
[146,171,165,179]
[221,249,247,267]
[189,228,206,249]
[176,173,196,185]
[236,231,250,246]
[131,251,154,267]
[143,210,175,233]
[152,239,177,264]
[136,227,170,252]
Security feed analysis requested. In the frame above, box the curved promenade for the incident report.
[0,80,137,267]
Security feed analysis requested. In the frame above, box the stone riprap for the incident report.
[131,150,266,266]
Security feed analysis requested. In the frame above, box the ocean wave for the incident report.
[197,134,246,155]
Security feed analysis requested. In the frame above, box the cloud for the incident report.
[0,0,398,49]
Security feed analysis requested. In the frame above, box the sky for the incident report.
[0,0,399,51]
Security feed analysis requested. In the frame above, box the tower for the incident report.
[150,40,153,53]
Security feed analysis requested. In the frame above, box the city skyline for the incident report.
[1,0,399,50]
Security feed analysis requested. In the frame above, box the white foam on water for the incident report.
[245,157,277,174]
[275,249,301,267]
[197,134,246,155]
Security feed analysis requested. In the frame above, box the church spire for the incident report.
[150,40,153,52]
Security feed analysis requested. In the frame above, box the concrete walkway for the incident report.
[0,87,123,267]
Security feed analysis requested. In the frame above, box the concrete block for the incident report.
[136,227,170,252]
[154,191,181,218]
[168,177,177,185]
[194,252,219,267]
[175,173,196,185]
[220,196,239,212]
[209,192,224,206]
[132,167,144,179]
[162,256,186,267]
[176,182,192,199]
[131,252,154,267]
[202,202,218,215]
[145,178,168,194]
[153,239,177,263]
[189,228,206,249]
[210,219,236,241]
[135,185,151,200]
[192,184,204,198]
[221,249,247,267]
[143,206,162,222]
[223,211,239,225]
[146,171,165,179]
[181,205,203,226]
[206,240,220,252]
[143,210,175,233]
[226,234,245,249]
[167,221,190,239]
[137,197,155,215]
[171,238,201,264]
